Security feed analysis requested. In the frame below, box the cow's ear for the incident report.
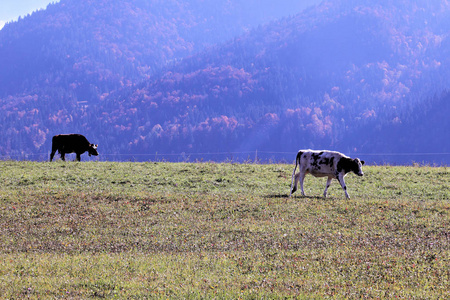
[361,160,365,165]
[354,158,364,165]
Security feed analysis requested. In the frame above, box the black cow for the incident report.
[50,134,99,162]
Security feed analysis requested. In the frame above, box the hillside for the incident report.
[0,0,317,95]
[1,0,450,163]
[0,0,319,159]
[99,0,450,162]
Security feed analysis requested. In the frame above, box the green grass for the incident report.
[0,161,449,298]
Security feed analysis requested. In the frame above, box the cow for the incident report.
[50,134,99,162]
[290,150,364,199]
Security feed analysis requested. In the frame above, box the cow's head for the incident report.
[88,144,99,156]
[353,158,365,176]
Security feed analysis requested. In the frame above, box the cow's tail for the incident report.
[289,151,302,197]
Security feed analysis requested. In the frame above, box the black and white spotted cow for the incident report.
[290,150,365,199]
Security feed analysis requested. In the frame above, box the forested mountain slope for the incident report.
[103,0,450,161]
[1,0,449,163]
[0,0,317,100]
[0,0,318,158]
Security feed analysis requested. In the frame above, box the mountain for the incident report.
[0,0,318,98]
[0,0,319,158]
[99,0,450,162]
[353,90,450,165]
[1,0,450,164]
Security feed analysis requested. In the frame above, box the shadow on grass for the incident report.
[264,194,290,199]
[263,193,337,199]
[268,194,336,201]
[263,194,330,201]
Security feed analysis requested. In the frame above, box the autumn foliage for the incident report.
[1,0,450,161]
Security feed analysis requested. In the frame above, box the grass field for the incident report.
[0,161,449,299]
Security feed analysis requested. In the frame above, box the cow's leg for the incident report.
[60,152,65,161]
[323,176,333,198]
[299,172,306,196]
[337,173,350,199]
[50,149,56,162]
[76,153,81,162]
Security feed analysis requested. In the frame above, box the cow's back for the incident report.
[298,150,345,176]
[52,134,89,150]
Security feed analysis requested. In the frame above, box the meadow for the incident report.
[0,161,448,299]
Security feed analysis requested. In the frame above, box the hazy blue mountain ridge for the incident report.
[1,0,449,163]
[104,0,450,162]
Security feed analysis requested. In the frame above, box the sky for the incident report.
[0,0,58,29]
